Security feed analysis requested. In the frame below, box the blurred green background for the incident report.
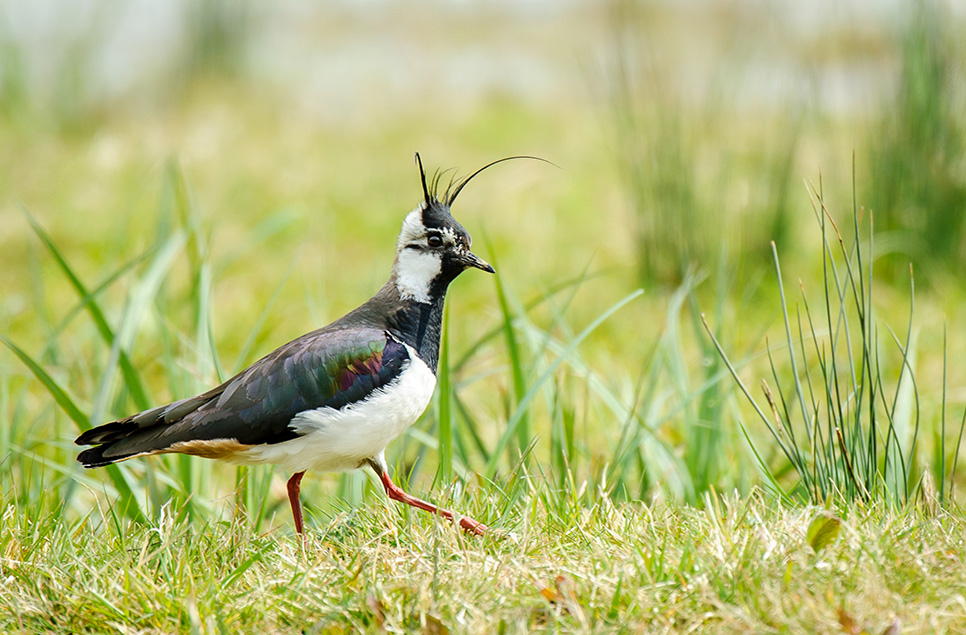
[1,0,965,526]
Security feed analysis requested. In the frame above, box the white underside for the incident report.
[233,347,436,473]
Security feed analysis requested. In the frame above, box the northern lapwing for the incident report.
[75,154,516,536]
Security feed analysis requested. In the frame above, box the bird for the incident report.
[75,153,520,536]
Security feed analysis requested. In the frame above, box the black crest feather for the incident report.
[444,155,554,207]
[414,152,555,209]
[415,152,433,205]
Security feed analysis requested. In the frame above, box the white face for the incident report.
[394,207,453,303]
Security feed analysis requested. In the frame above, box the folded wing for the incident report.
[76,328,409,467]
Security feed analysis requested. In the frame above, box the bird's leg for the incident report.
[287,471,306,535]
[366,456,488,535]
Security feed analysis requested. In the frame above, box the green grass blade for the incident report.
[437,303,453,480]
[701,316,797,467]
[451,268,612,373]
[949,407,966,498]
[21,205,151,411]
[233,249,301,373]
[939,320,947,502]
[483,289,643,479]
[89,232,186,424]
[40,247,156,361]
[771,241,813,445]
[489,248,530,463]
[0,334,144,522]
[0,334,90,432]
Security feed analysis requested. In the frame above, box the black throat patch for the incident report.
[385,296,446,374]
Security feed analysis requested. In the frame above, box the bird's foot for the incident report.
[371,462,489,537]
[458,515,488,535]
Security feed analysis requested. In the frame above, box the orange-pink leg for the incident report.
[287,471,306,535]
[366,458,487,535]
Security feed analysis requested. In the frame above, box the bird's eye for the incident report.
[427,234,443,248]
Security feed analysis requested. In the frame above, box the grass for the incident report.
[706,172,966,507]
[867,0,966,279]
[4,151,965,632]
[609,1,806,286]
[3,1,966,632]
[3,485,964,634]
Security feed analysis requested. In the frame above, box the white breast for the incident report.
[235,347,437,474]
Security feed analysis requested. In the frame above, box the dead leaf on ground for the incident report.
[538,575,586,623]
[539,585,557,603]
[881,618,901,635]
[423,613,450,635]
[838,608,899,635]
[838,608,861,634]
[808,512,842,553]
[366,593,386,631]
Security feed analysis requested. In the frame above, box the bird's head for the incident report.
[392,154,501,303]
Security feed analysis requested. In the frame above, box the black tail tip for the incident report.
[77,446,121,469]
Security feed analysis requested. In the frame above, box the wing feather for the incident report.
[76,328,410,466]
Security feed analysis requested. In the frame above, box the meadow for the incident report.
[2,1,966,633]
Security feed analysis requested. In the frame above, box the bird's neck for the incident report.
[386,293,447,373]
[346,274,450,375]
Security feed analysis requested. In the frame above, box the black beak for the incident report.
[461,251,495,274]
